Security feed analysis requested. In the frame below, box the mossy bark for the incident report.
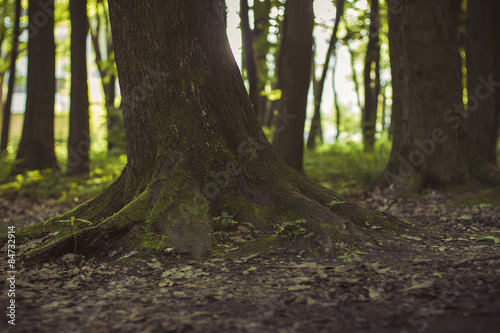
[19,0,411,262]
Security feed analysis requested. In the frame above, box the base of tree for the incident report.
[18,158,417,264]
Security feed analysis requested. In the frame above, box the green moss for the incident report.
[138,232,170,252]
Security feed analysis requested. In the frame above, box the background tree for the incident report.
[465,0,497,165]
[361,0,380,152]
[272,0,314,172]
[307,0,344,150]
[15,0,58,172]
[22,0,399,260]
[380,0,500,192]
[88,0,123,153]
[67,0,90,176]
[0,0,21,152]
[240,0,259,117]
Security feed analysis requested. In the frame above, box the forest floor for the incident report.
[1,187,500,333]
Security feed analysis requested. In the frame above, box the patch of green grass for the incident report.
[0,144,126,203]
[304,138,391,194]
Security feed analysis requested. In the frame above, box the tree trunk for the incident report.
[0,0,21,152]
[332,51,341,142]
[380,0,500,192]
[240,0,260,117]
[253,0,272,125]
[21,0,407,261]
[465,0,497,165]
[362,0,380,152]
[89,0,122,153]
[347,44,363,114]
[307,0,344,150]
[15,0,58,173]
[67,0,90,176]
[493,1,500,155]
[272,0,314,172]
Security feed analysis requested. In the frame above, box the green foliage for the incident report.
[304,138,391,195]
[0,146,125,203]
[212,212,255,230]
[328,200,347,206]
[275,219,313,239]
[478,235,500,244]
[338,248,367,262]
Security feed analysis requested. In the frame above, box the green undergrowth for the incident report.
[0,144,126,203]
[304,138,391,195]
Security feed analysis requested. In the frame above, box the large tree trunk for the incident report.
[362,0,380,152]
[15,0,58,172]
[272,0,314,172]
[0,0,21,152]
[67,0,90,176]
[20,0,407,261]
[465,0,497,165]
[380,0,500,192]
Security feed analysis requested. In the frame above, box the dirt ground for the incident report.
[1,188,499,333]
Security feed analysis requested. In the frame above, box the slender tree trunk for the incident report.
[253,0,272,124]
[272,0,314,172]
[307,0,344,150]
[380,0,500,192]
[15,0,58,173]
[240,0,259,116]
[332,50,341,142]
[20,0,406,262]
[67,0,90,176]
[362,0,380,152]
[0,0,21,152]
[347,44,363,114]
[89,0,121,152]
[465,0,497,165]
[380,85,387,132]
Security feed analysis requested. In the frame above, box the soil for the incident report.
[1,188,499,333]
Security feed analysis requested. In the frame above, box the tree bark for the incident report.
[0,0,21,152]
[493,1,500,155]
[20,0,407,261]
[307,0,344,150]
[15,0,58,173]
[362,0,380,152]
[465,0,497,165]
[380,0,500,192]
[272,0,314,172]
[67,0,90,176]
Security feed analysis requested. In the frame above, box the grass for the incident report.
[0,141,126,203]
[1,137,392,202]
[304,137,391,195]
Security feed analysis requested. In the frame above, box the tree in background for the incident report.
[307,0,344,150]
[240,0,259,117]
[67,0,90,176]
[381,0,500,192]
[361,0,380,152]
[22,0,400,260]
[272,0,314,172]
[15,0,58,172]
[0,0,21,152]
[88,0,123,153]
[465,0,498,165]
